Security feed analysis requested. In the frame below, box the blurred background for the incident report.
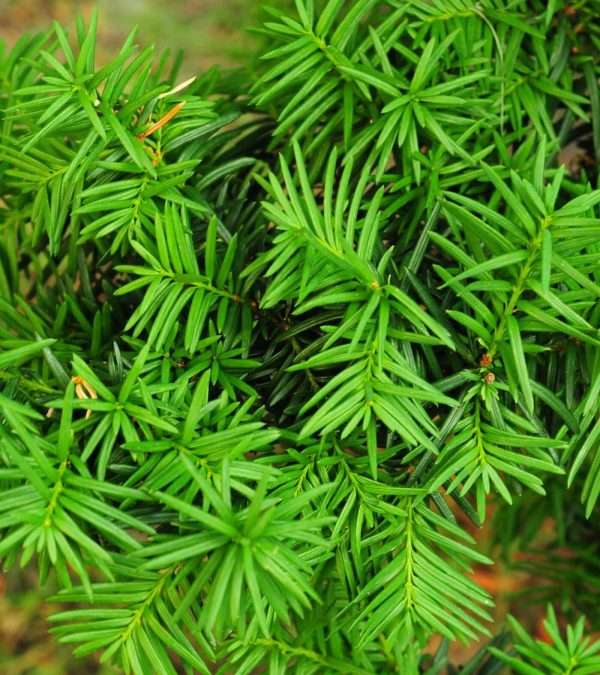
[0,0,280,69]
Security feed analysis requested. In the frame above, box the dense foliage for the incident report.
[1,1,600,673]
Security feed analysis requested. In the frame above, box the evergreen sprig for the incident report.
[1,1,600,673]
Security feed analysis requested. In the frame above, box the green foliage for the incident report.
[491,606,600,674]
[1,1,600,673]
